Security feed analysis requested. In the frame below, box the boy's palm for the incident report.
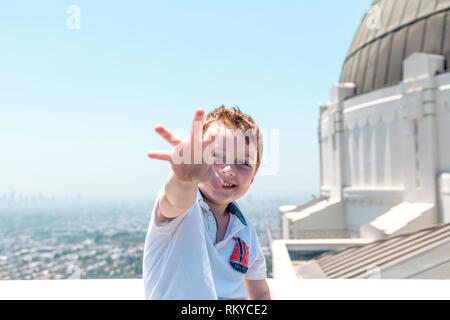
[148,109,222,189]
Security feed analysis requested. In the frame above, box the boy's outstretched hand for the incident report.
[148,109,222,190]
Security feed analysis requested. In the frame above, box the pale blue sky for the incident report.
[0,0,372,199]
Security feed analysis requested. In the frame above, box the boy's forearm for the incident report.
[160,171,198,219]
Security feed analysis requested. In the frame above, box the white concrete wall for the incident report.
[436,73,450,172]
[343,111,404,189]
[272,239,373,280]
[288,200,348,239]
[270,240,297,279]
[345,201,394,237]
[440,173,450,223]
[361,202,436,240]
[341,85,405,190]
[320,110,334,189]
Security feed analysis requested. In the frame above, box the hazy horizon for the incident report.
[0,188,315,205]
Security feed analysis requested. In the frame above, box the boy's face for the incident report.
[198,123,258,205]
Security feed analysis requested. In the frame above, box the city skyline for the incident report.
[0,184,292,280]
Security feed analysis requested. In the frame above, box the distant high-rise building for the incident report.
[9,191,16,203]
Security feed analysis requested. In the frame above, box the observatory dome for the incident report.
[340,0,450,95]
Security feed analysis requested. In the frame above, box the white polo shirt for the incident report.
[143,187,267,300]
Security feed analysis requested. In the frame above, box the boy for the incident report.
[144,106,271,300]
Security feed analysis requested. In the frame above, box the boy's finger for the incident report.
[155,125,182,147]
[202,134,215,149]
[190,109,204,144]
[147,151,172,162]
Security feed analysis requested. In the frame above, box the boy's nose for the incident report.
[222,164,236,176]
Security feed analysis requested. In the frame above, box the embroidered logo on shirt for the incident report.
[230,237,249,273]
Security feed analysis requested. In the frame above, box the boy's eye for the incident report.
[237,159,250,167]
[213,152,225,163]
[213,153,250,166]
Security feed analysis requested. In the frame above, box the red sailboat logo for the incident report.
[229,237,249,273]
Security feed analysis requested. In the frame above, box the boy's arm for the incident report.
[156,171,198,224]
[244,279,272,300]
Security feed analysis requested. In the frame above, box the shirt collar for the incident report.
[197,189,247,226]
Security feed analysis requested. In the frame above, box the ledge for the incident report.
[343,187,404,203]
[0,279,449,300]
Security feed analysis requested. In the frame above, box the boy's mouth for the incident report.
[221,181,237,190]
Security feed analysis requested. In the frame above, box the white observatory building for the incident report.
[273,0,450,279]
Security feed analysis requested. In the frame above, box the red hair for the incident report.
[203,105,263,172]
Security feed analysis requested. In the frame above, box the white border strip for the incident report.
[1,279,449,300]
